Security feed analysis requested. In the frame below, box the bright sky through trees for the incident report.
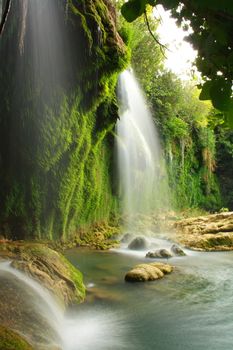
[154,5,198,80]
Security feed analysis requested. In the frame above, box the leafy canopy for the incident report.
[121,0,233,126]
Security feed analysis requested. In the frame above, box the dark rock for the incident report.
[146,249,172,259]
[121,233,134,243]
[128,236,149,250]
[171,244,186,256]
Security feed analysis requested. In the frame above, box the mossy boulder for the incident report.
[0,326,33,350]
[0,242,85,306]
[125,262,173,282]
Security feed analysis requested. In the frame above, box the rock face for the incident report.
[0,242,85,306]
[128,237,149,250]
[170,244,186,256]
[0,325,33,350]
[125,262,173,282]
[146,249,172,259]
[174,212,233,251]
[0,0,128,241]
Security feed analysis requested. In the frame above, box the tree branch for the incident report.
[0,0,12,35]
[144,10,168,58]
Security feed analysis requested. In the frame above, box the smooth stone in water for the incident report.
[125,262,173,282]
[128,236,149,250]
[171,244,186,256]
[146,249,172,259]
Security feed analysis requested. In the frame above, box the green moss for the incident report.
[199,235,233,249]
[0,242,86,304]
[59,254,86,302]
[0,0,129,240]
[0,326,33,350]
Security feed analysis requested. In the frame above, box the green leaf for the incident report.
[199,81,212,100]
[121,0,146,23]
[209,78,232,111]
[224,110,233,128]
[224,99,233,128]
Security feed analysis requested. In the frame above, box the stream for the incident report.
[65,240,233,350]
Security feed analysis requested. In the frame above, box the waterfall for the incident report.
[116,70,170,232]
[0,261,63,349]
[0,261,128,349]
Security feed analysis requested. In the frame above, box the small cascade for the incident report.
[0,261,128,350]
[0,261,63,349]
[116,70,170,234]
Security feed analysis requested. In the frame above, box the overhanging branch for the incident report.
[144,10,168,57]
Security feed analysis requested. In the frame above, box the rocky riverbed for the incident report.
[174,212,233,251]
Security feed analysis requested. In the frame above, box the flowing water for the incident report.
[116,70,170,231]
[1,245,233,349]
[65,244,233,350]
[0,2,232,349]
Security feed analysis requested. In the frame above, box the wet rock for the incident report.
[128,236,149,250]
[0,272,59,347]
[171,244,186,256]
[125,262,173,282]
[174,212,233,251]
[121,233,134,243]
[0,242,85,307]
[0,325,33,350]
[146,249,172,259]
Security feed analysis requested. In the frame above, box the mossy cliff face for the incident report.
[0,0,128,240]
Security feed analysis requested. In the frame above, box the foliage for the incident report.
[121,0,233,126]
[0,0,129,240]
[132,60,222,210]
[129,14,163,84]
[215,127,233,210]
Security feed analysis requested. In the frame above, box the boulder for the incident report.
[128,236,149,250]
[0,242,85,307]
[171,244,186,256]
[121,233,134,243]
[125,262,173,282]
[146,249,172,259]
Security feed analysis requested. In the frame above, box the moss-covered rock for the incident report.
[0,242,85,306]
[0,326,33,350]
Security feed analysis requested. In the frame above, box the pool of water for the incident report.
[65,240,233,350]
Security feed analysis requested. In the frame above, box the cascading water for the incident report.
[116,70,170,233]
[0,261,129,350]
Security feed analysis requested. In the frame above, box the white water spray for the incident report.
[0,261,129,350]
[116,70,170,231]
